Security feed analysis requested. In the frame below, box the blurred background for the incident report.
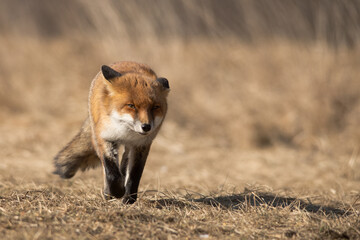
[1,0,360,167]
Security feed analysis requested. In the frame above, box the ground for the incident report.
[0,114,359,239]
[0,33,360,239]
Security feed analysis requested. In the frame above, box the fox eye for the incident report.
[152,105,161,110]
[127,104,136,109]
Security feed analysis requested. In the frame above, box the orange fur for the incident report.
[54,61,169,202]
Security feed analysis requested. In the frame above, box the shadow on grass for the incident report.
[151,192,349,216]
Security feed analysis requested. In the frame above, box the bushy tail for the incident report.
[54,118,100,178]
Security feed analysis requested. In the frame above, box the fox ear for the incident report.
[101,65,122,81]
[157,77,170,89]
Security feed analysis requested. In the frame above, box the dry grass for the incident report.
[1,1,360,239]
[0,175,359,239]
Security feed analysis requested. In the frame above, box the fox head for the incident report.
[100,64,169,141]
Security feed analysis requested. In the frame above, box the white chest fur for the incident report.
[100,111,154,146]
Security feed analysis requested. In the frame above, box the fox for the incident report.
[53,61,169,204]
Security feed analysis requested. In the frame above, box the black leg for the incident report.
[122,145,151,204]
[103,142,125,199]
[119,146,130,177]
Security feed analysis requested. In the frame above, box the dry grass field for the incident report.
[1,1,360,239]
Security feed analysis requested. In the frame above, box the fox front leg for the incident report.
[121,145,151,204]
[102,142,125,199]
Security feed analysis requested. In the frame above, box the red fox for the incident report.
[54,61,169,204]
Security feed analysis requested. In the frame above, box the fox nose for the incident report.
[141,123,151,132]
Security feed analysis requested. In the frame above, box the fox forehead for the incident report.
[109,75,165,106]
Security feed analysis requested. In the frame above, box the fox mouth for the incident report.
[137,132,149,136]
